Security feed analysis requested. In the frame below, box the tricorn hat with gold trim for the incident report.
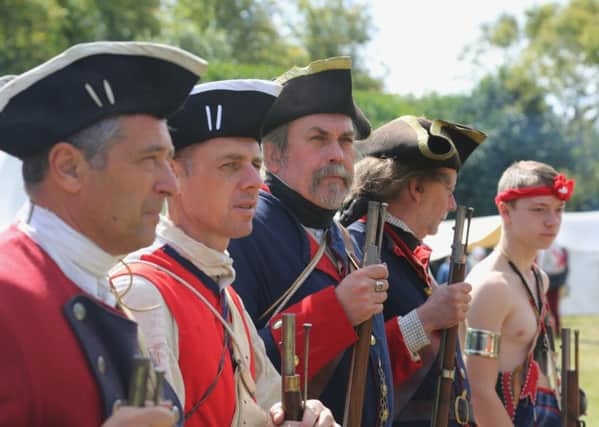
[260,56,371,139]
[357,115,486,170]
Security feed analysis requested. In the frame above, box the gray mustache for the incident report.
[313,164,352,186]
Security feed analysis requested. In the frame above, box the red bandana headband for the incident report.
[495,173,575,205]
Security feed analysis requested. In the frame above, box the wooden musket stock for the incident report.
[562,328,584,427]
[431,206,473,427]
[343,201,387,427]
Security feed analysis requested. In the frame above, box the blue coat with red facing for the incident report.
[348,220,472,427]
[229,187,394,426]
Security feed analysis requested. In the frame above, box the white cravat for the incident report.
[155,216,236,289]
[18,203,119,307]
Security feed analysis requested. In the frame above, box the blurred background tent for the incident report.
[425,211,599,315]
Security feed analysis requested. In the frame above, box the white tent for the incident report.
[0,152,26,229]
[424,211,599,315]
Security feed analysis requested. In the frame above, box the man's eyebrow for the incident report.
[217,152,263,162]
[139,144,175,158]
[307,126,355,138]
[530,201,565,207]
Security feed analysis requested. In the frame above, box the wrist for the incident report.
[416,305,434,334]
[399,309,430,356]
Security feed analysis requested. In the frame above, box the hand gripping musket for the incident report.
[561,328,586,427]
[431,205,473,427]
[343,201,387,427]
[282,313,304,421]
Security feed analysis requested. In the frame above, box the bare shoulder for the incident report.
[466,253,512,328]
[467,253,510,296]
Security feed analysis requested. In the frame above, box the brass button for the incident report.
[272,319,282,330]
[370,335,376,346]
[294,355,300,367]
[381,408,389,422]
[97,355,106,374]
[73,302,86,320]
[381,383,388,396]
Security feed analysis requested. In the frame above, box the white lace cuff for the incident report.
[398,309,431,361]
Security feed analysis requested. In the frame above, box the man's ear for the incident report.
[407,177,424,202]
[497,201,511,223]
[47,142,87,193]
[262,143,282,175]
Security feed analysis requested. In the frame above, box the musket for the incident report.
[127,355,166,407]
[431,205,473,427]
[282,313,303,420]
[561,328,585,427]
[128,355,152,407]
[343,201,387,427]
[544,318,561,409]
[116,354,179,424]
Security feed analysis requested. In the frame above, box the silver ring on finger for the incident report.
[374,279,386,293]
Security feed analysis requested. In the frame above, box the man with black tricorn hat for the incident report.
[228,57,394,426]
[0,41,207,426]
[340,115,486,426]
[110,79,338,427]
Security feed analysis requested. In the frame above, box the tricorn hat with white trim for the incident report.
[0,41,207,160]
[260,56,371,140]
[168,79,282,150]
[356,115,486,170]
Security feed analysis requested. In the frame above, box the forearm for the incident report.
[470,388,514,427]
[384,312,424,386]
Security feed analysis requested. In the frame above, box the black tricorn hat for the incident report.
[0,41,208,160]
[356,115,486,170]
[168,79,282,150]
[260,56,371,139]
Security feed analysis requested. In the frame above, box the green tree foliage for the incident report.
[0,0,69,72]
[294,0,381,90]
[0,0,162,73]
[160,0,300,67]
[470,0,599,211]
[1,0,594,213]
[453,69,574,215]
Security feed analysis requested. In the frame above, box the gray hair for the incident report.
[262,123,290,162]
[22,116,122,191]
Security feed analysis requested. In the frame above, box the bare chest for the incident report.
[503,291,539,347]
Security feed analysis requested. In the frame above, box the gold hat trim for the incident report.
[400,115,457,161]
[275,56,352,84]
[435,119,487,145]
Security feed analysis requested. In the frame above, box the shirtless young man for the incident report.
[464,160,574,426]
